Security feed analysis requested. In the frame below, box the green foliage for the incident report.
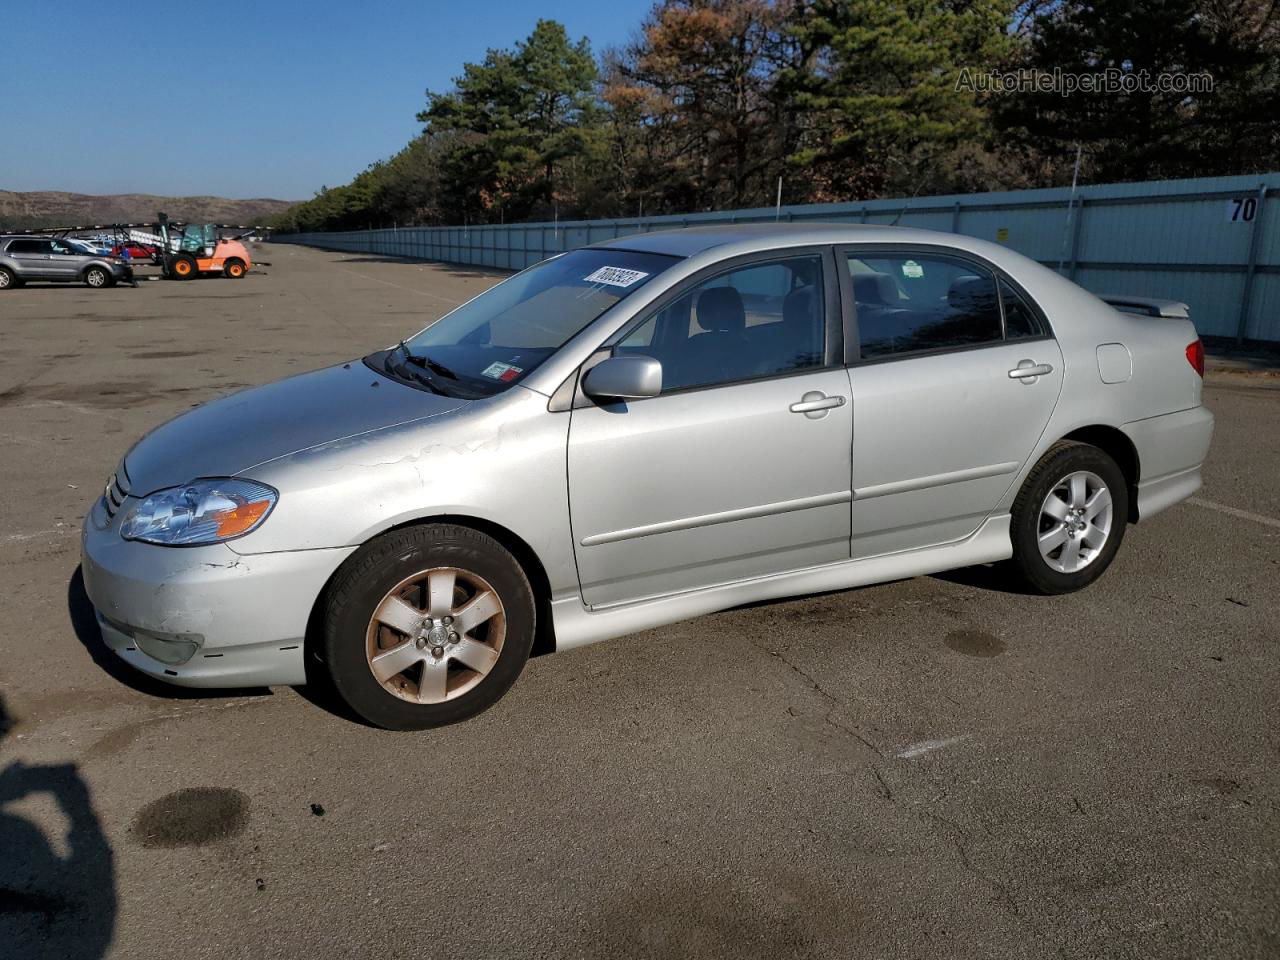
[273,2,1278,234]
[418,19,599,221]
[996,0,1280,182]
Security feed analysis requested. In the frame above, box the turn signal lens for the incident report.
[212,498,273,537]
[1186,339,1205,377]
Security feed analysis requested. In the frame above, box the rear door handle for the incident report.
[790,391,846,419]
[1008,360,1053,381]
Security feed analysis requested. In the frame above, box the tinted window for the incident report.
[7,239,49,254]
[1000,278,1044,339]
[848,254,1002,359]
[618,255,826,393]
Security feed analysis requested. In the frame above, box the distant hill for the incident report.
[0,191,298,229]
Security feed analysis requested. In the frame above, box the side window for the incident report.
[1000,278,1045,339]
[848,254,1002,359]
[51,240,73,255]
[8,239,45,254]
[624,256,826,393]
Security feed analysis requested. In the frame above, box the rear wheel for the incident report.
[84,266,111,288]
[223,258,246,279]
[0,266,14,290]
[322,524,535,730]
[169,254,197,280]
[1007,440,1128,594]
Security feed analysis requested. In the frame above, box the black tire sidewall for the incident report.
[0,267,13,289]
[323,525,535,730]
[85,267,109,288]
[224,258,245,278]
[1011,443,1129,594]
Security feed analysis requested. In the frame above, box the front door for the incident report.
[841,248,1064,558]
[568,251,853,607]
[48,239,84,279]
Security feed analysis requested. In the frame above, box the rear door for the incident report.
[840,247,1064,558]
[6,239,55,278]
[567,249,852,607]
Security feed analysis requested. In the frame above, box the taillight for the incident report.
[1185,339,1205,377]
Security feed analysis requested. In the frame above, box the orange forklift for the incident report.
[157,213,253,279]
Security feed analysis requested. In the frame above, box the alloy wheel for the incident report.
[364,566,506,704]
[1037,470,1113,574]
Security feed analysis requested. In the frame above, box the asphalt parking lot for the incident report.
[1,244,1277,959]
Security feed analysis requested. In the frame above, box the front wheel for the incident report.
[223,258,246,279]
[322,524,535,730]
[84,266,111,288]
[1007,440,1128,594]
[168,254,197,280]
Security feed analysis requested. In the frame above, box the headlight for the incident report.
[119,478,277,546]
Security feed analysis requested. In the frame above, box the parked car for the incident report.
[110,241,157,260]
[81,225,1213,729]
[64,237,113,256]
[0,235,133,289]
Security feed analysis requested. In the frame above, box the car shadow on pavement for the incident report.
[67,566,270,702]
[0,694,117,959]
[929,562,1037,594]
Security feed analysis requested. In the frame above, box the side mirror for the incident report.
[582,355,662,401]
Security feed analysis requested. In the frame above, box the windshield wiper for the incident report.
[397,341,459,380]
[387,345,447,395]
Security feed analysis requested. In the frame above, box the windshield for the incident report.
[375,248,678,397]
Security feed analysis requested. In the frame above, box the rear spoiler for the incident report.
[1098,294,1190,320]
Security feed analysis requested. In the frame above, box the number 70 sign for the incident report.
[1226,197,1259,222]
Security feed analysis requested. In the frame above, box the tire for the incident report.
[1007,440,1129,594]
[84,266,111,288]
[0,266,14,290]
[223,258,246,279]
[322,524,535,730]
[169,254,197,280]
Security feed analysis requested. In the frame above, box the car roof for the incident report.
[590,222,972,259]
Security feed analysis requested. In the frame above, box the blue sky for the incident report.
[2,0,653,200]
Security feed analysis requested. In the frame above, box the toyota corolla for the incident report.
[81,225,1214,729]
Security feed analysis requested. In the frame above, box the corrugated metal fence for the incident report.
[275,172,1280,342]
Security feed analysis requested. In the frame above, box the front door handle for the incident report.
[790,391,846,419]
[1008,360,1053,383]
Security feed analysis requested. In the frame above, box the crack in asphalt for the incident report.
[749,635,1064,949]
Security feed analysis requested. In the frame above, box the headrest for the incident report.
[783,286,818,328]
[948,275,997,312]
[696,286,746,332]
[852,273,896,306]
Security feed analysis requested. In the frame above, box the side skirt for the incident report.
[550,514,1013,651]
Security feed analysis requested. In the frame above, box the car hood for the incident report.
[124,362,467,494]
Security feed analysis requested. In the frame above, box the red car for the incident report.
[110,242,157,260]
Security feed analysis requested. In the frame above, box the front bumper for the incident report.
[81,497,354,687]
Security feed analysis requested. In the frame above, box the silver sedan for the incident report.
[81,225,1214,729]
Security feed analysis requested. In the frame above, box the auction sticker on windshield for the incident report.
[584,266,649,287]
[482,361,524,382]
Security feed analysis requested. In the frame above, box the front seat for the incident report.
[777,285,822,370]
[676,286,752,388]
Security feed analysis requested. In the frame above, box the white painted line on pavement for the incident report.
[896,735,971,759]
[1188,497,1280,531]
